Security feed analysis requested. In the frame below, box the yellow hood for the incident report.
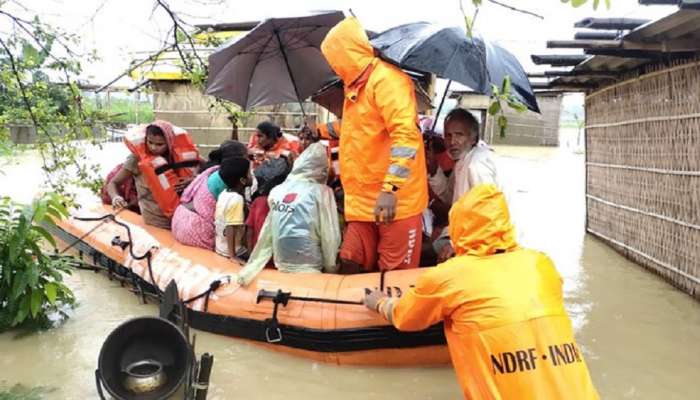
[321,17,375,84]
[448,184,518,256]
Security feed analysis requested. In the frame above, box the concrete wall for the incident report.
[151,81,325,155]
[457,93,562,146]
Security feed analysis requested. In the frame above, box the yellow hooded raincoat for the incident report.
[320,17,428,222]
[385,184,599,399]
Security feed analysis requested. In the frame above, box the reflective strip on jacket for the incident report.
[389,184,599,400]
[321,17,428,222]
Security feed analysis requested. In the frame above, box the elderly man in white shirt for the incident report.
[434,108,500,262]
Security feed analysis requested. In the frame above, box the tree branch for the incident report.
[486,0,544,20]
[154,0,206,72]
[0,34,58,183]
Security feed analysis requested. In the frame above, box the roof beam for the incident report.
[530,81,596,91]
[638,0,680,5]
[584,48,696,58]
[543,70,618,78]
[574,18,650,30]
[547,39,621,49]
[547,38,700,52]
[531,54,589,66]
[625,10,699,40]
[574,31,621,40]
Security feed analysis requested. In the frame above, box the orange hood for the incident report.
[448,184,518,256]
[321,17,375,85]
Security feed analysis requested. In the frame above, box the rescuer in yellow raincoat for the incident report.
[318,17,428,273]
[364,184,599,399]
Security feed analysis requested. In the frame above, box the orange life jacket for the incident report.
[124,124,200,218]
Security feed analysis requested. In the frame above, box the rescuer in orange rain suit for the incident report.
[364,183,600,400]
[318,17,428,273]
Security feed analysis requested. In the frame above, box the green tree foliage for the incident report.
[0,11,107,198]
[461,0,613,136]
[0,194,74,331]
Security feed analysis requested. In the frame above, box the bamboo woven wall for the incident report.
[585,58,700,300]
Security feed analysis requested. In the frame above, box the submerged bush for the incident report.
[0,194,74,331]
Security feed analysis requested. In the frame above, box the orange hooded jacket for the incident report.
[382,184,599,399]
[320,17,428,222]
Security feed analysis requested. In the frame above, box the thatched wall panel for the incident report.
[585,59,700,300]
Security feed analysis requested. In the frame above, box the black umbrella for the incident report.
[370,22,539,118]
[206,11,345,115]
[311,70,433,118]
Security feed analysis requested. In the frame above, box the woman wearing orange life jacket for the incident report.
[107,121,201,229]
[247,121,300,168]
[364,184,600,400]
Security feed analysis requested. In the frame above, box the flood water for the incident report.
[1,143,699,399]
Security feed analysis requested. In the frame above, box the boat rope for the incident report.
[58,207,127,254]
[182,276,232,312]
[256,289,364,343]
[256,289,364,306]
[71,212,160,296]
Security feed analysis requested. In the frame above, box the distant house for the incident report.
[537,3,700,300]
[451,88,562,146]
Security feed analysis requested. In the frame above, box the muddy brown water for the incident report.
[1,144,699,399]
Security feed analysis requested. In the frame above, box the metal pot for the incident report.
[122,359,167,394]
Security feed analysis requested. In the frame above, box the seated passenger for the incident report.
[200,139,249,172]
[106,121,201,229]
[101,163,140,213]
[171,149,250,250]
[435,108,500,262]
[247,121,300,167]
[245,157,291,252]
[215,158,254,263]
[236,143,340,285]
[298,125,320,153]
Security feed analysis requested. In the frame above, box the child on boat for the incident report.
[106,121,201,229]
[171,143,250,251]
[236,143,340,285]
[245,157,291,252]
[214,157,254,263]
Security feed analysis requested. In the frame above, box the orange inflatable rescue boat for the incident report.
[51,205,449,366]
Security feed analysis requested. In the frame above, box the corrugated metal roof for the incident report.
[541,7,700,91]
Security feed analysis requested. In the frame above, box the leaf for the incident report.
[11,270,28,300]
[14,295,30,325]
[32,225,57,248]
[498,115,508,138]
[501,76,512,95]
[32,197,47,224]
[593,0,600,9]
[605,0,611,9]
[48,198,69,219]
[22,43,42,66]
[30,289,42,318]
[45,282,57,304]
[571,0,588,7]
[488,101,501,115]
[507,99,528,113]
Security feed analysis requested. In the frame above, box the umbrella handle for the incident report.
[431,80,452,133]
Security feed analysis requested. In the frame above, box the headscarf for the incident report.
[146,120,176,162]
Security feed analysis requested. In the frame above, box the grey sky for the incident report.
[1,0,676,85]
